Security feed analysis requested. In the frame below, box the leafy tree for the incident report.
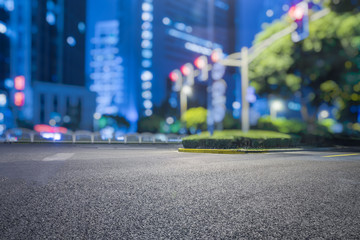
[249,0,360,124]
[102,114,130,129]
[137,115,163,133]
[181,107,207,131]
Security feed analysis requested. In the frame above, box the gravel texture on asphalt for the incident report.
[0,144,359,239]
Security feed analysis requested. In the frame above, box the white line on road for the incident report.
[43,153,74,161]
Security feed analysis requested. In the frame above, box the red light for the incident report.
[34,124,68,134]
[289,6,304,20]
[14,76,25,91]
[194,57,206,69]
[14,92,25,107]
[180,65,191,76]
[169,71,179,82]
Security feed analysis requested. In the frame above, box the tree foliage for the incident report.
[249,0,360,122]
[181,107,207,130]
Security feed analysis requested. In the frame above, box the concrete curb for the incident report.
[178,146,360,154]
[178,148,270,154]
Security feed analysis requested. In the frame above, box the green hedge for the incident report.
[182,130,301,149]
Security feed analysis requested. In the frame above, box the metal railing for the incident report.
[0,128,185,144]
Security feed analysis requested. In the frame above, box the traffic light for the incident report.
[289,1,309,42]
[180,63,194,86]
[194,56,208,81]
[169,69,182,92]
[14,76,25,91]
[14,92,25,107]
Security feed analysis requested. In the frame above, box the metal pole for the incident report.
[207,0,215,136]
[180,89,187,119]
[241,47,250,132]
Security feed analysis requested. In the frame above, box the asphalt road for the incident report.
[0,144,359,239]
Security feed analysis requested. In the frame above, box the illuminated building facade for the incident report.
[89,20,126,117]
[8,0,95,130]
[0,0,14,134]
[89,0,235,129]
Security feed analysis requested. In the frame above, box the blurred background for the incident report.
[0,0,360,141]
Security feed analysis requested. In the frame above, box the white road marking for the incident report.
[43,153,74,161]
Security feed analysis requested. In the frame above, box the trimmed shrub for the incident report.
[182,130,301,149]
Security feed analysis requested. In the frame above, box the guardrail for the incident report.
[0,128,185,144]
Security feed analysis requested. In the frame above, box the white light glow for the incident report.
[0,22,7,34]
[142,2,153,12]
[142,60,152,68]
[141,40,152,49]
[142,91,152,99]
[232,101,241,110]
[142,22,152,30]
[46,12,56,25]
[162,17,171,25]
[142,49,153,59]
[67,36,76,47]
[319,110,329,119]
[141,71,153,81]
[145,109,153,116]
[0,113,4,121]
[143,100,153,109]
[49,119,56,126]
[182,85,192,96]
[142,12,153,22]
[142,81,152,90]
[0,94,7,106]
[166,117,174,125]
[271,100,284,111]
[93,112,101,120]
[141,31,153,40]
[266,9,274,17]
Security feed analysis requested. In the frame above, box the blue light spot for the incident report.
[46,12,56,25]
[67,36,76,47]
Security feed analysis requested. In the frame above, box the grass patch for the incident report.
[182,130,301,149]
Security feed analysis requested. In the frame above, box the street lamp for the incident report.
[270,100,284,119]
[218,8,330,132]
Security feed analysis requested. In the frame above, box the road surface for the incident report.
[0,144,359,239]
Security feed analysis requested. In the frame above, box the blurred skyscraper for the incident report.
[0,0,14,134]
[8,0,95,130]
[88,0,235,131]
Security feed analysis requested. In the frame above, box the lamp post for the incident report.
[219,8,330,132]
